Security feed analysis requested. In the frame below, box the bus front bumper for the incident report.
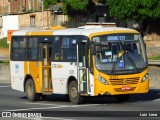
[95,79,149,96]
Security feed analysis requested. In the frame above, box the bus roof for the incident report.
[12,27,139,37]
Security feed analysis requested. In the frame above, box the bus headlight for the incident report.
[141,73,149,82]
[97,75,109,85]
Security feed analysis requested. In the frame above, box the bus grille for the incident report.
[109,77,140,85]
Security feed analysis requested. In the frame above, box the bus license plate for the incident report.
[122,86,130,90]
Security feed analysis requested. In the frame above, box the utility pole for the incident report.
[8,0,11,14]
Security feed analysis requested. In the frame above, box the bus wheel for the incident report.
[116,94,130,103]
[69,81,84,104]
[25,79,41,101]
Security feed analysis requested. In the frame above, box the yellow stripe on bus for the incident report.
[26,31,54,36]
[89,30,139,40]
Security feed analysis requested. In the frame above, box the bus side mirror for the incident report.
[90,44,96,55]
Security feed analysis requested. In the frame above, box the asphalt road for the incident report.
[0,83,160,120]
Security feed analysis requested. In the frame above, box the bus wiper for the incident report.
[111,34,127,74]
[111,52,138,74]
[111,57,121,74]
[126,54,138,72]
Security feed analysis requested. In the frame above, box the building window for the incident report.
[30,14,36,27]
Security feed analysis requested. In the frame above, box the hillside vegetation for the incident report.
[0,38,9,48]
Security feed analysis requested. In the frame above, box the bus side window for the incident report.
[53,37,60,61]
[61,37,69,61]
[60,36,77,61]
[28,37,38,60]
[12,37,27,61]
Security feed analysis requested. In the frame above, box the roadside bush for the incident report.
[0,38,9,48]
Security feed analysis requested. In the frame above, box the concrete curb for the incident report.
[0,64,10,82]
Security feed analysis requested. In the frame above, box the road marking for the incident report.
[21,102,65,106]
[5,104,100,112]
[153,98,160,102]
[22,102,100,108]
[0,82,11,87]
[5,106,68,111]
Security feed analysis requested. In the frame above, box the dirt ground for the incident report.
[146,45,160,58]
[0,48,9,57]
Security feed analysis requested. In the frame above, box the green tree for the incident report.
[95,0,106,4]
[61,0,95,16]
[107,0,160,21]
[43,0,95,16]
[43,0,59,9]
[62,0,89,11]
[107,0,160,35]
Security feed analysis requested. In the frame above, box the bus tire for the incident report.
[69,81,84,104]
[25,79,41,101]
[116,94,130,103]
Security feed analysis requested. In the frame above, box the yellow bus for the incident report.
[10,26,149,104]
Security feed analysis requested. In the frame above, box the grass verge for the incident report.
[0,38,9,48]
[149,55,160,60]
[0,61,9,64]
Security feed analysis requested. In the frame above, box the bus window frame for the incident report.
[60,36,78,62]
[53,35,81,62]
[36,36,54,62]
[28,37,39,61]
[53,35,90,63]
[11,36,54,62]
[11,36,28,61]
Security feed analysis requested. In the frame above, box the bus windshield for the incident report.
[92,33,147,74]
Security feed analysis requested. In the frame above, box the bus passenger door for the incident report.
[41,43,53,93]
[78,41,90,95]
